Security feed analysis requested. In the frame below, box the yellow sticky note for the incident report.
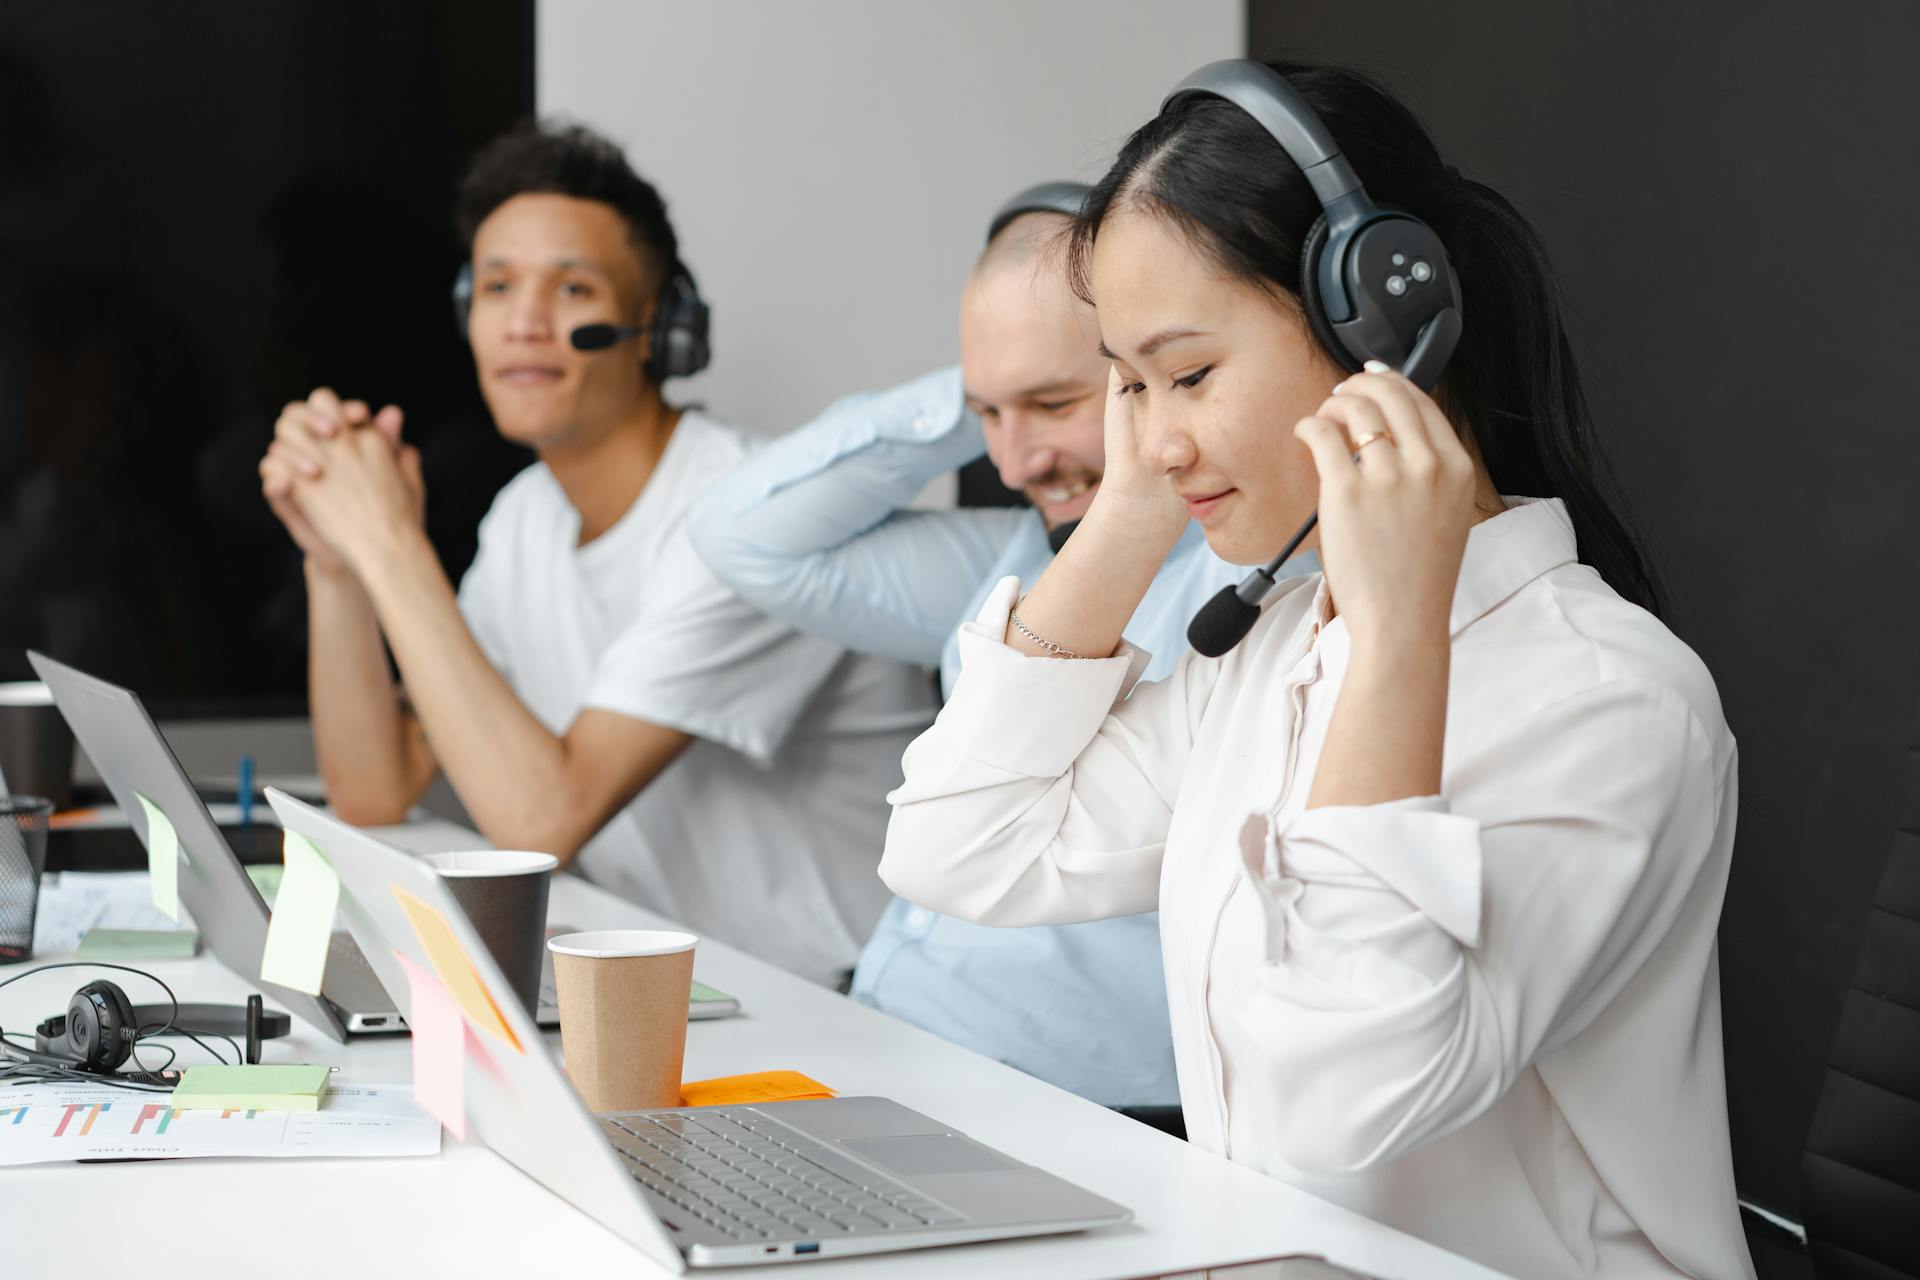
[391,884,522,1053]
[259,830,339,995]
[170,1064,331,1112]
[679,1071,836,1108]
[134,793,180,921]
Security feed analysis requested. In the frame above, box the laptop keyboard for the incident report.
[601,1108,967,1242]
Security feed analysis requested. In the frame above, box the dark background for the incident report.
[1246,0,1920,1264]
[0,1,534,715]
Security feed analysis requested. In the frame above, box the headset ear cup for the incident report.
[70,980,136,1072]
[451,264,473,342]
[645,274,712,382]
[1297,214,1360,376]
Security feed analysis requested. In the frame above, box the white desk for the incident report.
[2,819,1508,1280]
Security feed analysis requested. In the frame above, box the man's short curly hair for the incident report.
[455,119,680,286]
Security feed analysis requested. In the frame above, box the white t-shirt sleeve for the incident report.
[456,503,515,683]
[583,521,848,766]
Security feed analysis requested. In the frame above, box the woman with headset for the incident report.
[879,60,1752,1278]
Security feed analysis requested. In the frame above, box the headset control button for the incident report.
[1385,275,1407,297]
[1411,260,1433,283]
[1391,252,1406,266]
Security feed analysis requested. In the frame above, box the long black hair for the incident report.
[1067,59,1666,618]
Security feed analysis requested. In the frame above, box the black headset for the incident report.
[451,257,712,382]
[28,979,139,1072]
[1,966,290,1084]
[1162,60,1461,390]
[1165,60,1466,657]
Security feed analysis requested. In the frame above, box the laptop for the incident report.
[31,653,741,1037]
[31,652,402,1041]
[265,787,1131,1267]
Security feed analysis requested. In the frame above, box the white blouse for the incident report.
[880,498,1754,1279]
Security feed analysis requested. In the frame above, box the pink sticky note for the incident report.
[394,951,465,1139]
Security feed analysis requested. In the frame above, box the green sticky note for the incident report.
[246,863,285,907]
[258,830,339,995]
[135,793,180,921]
[76,928,200,960]
[170,1064,332,1112]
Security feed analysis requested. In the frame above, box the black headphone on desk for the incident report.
[1,966,290,1083]
[1161,60,1466,657]
[451,258,712,381]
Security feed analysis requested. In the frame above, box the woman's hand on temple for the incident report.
[1086,366,1191,546]
[1294,363,1479,653]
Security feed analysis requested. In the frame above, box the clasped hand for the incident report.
[258,387,425,576]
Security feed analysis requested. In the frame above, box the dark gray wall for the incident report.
[1245,0,1920,1227]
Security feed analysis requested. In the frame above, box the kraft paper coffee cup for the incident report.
[423,850,557,1016]
[547,929,696,1113]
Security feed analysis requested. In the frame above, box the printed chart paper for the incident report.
[0,1081,439,1166]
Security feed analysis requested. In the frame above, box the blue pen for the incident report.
[238,755,254,830]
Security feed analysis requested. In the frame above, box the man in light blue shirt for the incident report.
[689,188,1312,1116]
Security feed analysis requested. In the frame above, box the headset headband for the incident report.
[1155,57,1461,391]
[1162,61,1363,206]
[986,181,1091,243]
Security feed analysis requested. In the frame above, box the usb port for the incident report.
[794,1243,819,1255]
[361,1017,387,1028]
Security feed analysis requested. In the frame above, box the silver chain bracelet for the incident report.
[1009,609,1086,659]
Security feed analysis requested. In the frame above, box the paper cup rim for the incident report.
[0,682,55,707]
[423,849,559,877]
[546,929,697,959]
[0,795,54,816]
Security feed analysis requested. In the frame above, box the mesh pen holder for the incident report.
[0,795,53,963]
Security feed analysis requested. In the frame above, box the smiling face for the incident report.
[466,192,656,452]
[1090,203,1345,565]
[958,216,1108,529]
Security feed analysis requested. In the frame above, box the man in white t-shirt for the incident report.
[257,122,935,984]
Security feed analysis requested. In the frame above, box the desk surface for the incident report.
[1,818,1507,1280]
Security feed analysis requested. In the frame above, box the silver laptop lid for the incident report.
[28,651,352,1043]
[263,788,683,1271]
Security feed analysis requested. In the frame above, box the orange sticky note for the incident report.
[679,1071,836,1108]
[390,884,522,1053]
[395,951,465,1139]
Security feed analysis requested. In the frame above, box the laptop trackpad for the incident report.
[841,1135,1020,1177]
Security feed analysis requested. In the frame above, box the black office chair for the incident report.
[1800,698,1920,1277]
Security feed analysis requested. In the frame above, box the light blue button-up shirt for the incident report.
[690,366,1314,1106]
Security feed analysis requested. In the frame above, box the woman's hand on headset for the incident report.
[1294,362,1480,653]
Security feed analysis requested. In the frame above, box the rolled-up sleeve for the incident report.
[880,576,1219,926]
[687,366,1025,669]
[1225,677,1726,1176]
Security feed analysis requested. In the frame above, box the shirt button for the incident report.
[905,908,932,931]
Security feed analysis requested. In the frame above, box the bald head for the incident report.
[959,210,1109,529]
[974,208,1073,280]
